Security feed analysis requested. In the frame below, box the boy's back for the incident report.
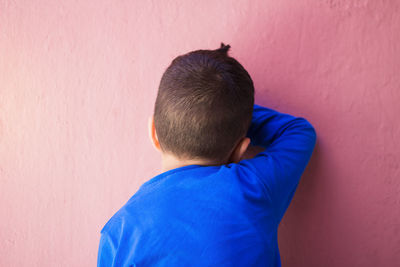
[99,164,278,266]
[97,44,317,266]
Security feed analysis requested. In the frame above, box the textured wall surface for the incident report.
[1,0,399,266]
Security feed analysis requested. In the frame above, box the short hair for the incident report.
[154,43,254,162]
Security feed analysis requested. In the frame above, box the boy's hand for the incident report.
[240,145,265,160]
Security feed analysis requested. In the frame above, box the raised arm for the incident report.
[240,104,317,222]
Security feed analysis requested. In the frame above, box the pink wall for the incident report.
[1,0,399,266]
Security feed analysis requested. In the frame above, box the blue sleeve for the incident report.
[97,216,127,267]
[97,231,117,267]
[240,104,317,222]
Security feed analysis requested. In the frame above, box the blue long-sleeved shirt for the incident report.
[97,104,317,266]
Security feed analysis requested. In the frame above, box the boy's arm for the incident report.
[239,104,317,221]
[97,231,117,267]
[97,217,125,267]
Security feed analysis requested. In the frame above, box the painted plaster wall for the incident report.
[1,0,399,266]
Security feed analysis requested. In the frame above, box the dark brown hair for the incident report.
[154,43,254,162]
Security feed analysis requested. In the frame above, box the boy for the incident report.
[97,43,317,266]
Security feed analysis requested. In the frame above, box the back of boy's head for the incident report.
[154,43,255,163]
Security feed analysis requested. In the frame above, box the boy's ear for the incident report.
[148,116,161,152]
[229,137,251,163]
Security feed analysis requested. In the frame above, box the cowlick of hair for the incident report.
[217,42,231,54]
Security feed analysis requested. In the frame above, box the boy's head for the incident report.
[151,43,254,165]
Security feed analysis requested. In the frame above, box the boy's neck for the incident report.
[161,152,225,172]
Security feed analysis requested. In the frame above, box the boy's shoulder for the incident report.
[100,162,261,235]
[100,190,143,236]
